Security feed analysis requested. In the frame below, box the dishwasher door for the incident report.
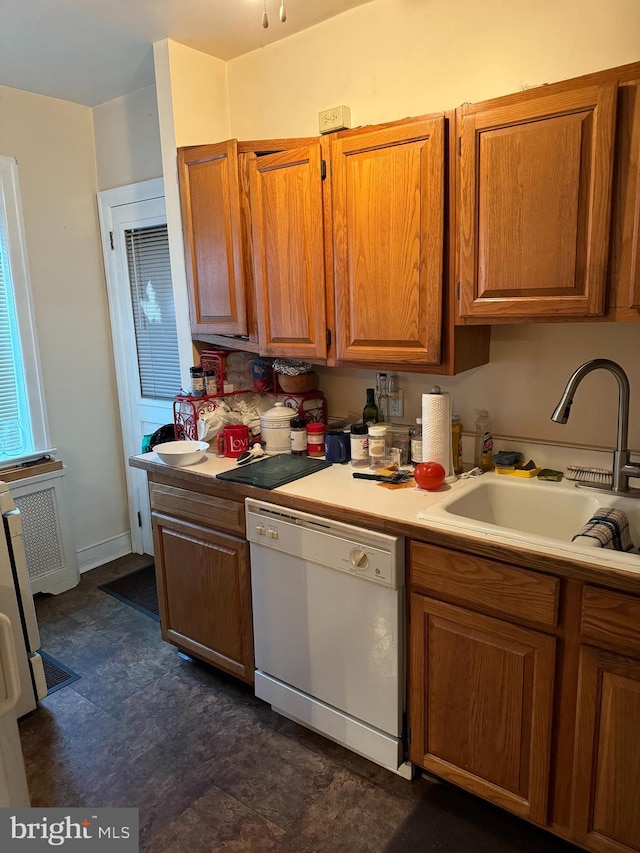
[247,499,404,738]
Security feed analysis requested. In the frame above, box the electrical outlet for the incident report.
[388,390,404,418]
[318,105,352,134]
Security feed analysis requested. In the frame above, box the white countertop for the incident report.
[137,451,640,582]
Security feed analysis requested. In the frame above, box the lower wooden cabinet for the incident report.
[409,541,640,853]
[572,646,640,853]
[409,593,556,824]
[152,511,254,683]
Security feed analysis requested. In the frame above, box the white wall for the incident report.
[223,0,640,456]
[0,84,130,566]
[227,0,640,137]
[153,39,233,386]
[93,86,162,191]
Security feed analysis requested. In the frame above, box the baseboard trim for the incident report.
[78,531,132,573]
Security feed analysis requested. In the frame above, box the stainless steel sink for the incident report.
[421,475,640,569]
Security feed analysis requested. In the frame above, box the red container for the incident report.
[306,422,326,458]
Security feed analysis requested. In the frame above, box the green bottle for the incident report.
[363,388,379,425]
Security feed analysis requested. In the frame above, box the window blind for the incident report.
[125,224,181,400]
[0,188,32,460]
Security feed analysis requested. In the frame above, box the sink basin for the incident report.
[421,474,640,569]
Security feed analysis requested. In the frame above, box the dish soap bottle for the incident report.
[474,409,494,471]
[363,388,379,425]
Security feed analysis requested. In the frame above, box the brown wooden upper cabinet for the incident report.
[178,141,250,337]
[457,83,618,320]
[331,118,445,364]
[249,143,329,359]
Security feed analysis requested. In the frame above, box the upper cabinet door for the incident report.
[332,119,445,365]
[178,141,248,336]
[249,144,328,359]
[458,84,617,320]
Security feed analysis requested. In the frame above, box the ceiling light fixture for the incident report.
[262,0,287,28]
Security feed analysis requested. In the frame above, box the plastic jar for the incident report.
[368,425,387,469]
[306,423,326,458]
[350,423,369,467]
[290,417,308,456]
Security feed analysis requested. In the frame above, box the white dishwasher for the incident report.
[246,498,411,778]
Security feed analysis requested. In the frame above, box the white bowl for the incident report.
[154,440,209,467]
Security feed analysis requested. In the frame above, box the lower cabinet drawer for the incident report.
[149,481,244,536]
[581,585,640,656]
[409,541,559,629]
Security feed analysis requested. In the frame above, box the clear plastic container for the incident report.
[474,409,494,471]
[368,425,387,469]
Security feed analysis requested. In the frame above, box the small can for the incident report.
[306,422,325,458]
[350,423,369,468]
[290,417,308,456]
[190,366,205,397]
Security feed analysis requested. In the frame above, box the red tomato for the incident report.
[414,461,446,491]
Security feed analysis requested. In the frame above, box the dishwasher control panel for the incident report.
[246,499,404,588]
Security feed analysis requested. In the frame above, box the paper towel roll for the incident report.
[422,388,456,481]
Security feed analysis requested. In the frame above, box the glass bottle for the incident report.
[190,366,204,397]
[290,417,308,456]
[411,418,423,464]
[451,412,463,475]
[375,373,388,423]
[203,370,218,396]
[363,388,379,425]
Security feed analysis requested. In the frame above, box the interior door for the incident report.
[98,182,183,555]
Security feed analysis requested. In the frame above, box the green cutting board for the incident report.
[216,454,332,489]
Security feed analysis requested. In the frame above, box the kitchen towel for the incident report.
[571,507,635,552]
[421,387,456,482]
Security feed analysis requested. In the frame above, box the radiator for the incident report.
[9,468,79,595]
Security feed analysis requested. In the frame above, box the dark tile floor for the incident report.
[19,555,582,852]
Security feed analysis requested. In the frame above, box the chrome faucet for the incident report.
[551,359,640,496]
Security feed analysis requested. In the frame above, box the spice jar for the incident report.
[350,423,369,468]
[368,425,387,470]
[306,422,326,458]
[290,417,308,456]
[190,366,204,397]
[204,370,218,396]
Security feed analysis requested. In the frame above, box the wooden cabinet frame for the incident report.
[458,84,617,320]
[331,118,445,365]
[409,594,556,824]
[178,141,249,337]
[152,510,254,684]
